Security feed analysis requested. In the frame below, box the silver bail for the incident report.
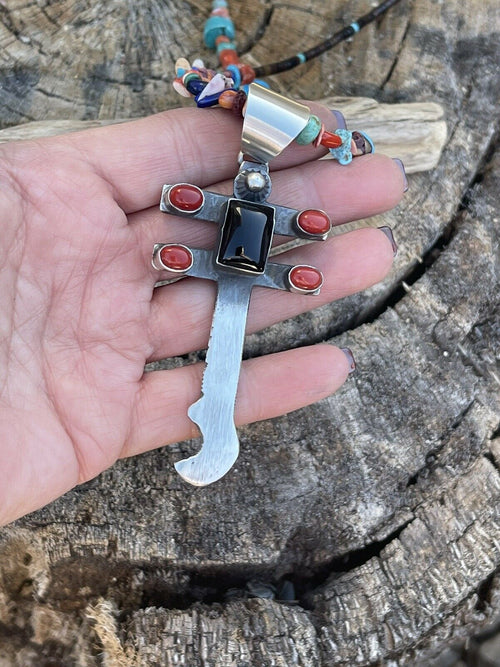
[241,83,311,164]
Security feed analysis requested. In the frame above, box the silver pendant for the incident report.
[153,84,331,486]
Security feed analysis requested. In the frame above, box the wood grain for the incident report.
[0,0,498,664]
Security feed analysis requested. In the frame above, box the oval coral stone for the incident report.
[168,184,204,212]
[159,245,193,271]
[289,265,323,292]
[296,209,331,236]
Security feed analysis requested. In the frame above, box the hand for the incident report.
[0,105,405,525]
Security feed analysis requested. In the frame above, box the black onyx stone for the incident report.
[216,199,275,274]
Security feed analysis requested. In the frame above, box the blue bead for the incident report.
[213,0,227,7]
[296,52,306,64]
[358,130,375,153]
[195,92,223,107]
[226,64,241,88]
[186,79,206,96]
[203,16,235,49]
[329,129,353,165]
[242,80,270,95]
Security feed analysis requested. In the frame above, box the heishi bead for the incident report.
[218,89,238,109]
[217,40,236,53]
[296,209,331,236]
[225,64,241,87]
[168,184,204,212]
[203,15,235,49]
[288,265,323,292]
[159,245,193,272]
[296,114,322,145]
[182,71,201,86]
[320,131,343,149]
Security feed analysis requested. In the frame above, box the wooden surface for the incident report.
[0,0,499,665]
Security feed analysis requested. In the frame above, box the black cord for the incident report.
[253,0,403,77]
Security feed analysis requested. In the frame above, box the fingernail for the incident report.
[340,348,356,374]
[378,226,398,257]
[331,109,347,130]
[392,158,409,192]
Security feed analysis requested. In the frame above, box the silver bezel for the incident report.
[286,264,324,295]
[293,209,332,241]
[164,183,205,216]
[152,243,194,273]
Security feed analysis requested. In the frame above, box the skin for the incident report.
[0,104,405,525]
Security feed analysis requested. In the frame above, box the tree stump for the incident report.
[0,1,498,664]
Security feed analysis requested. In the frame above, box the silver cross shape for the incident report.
[152,84,332,486]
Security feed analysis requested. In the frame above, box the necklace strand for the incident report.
[253,0,404,77]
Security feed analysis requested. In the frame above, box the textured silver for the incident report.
[175,276,255,486]
[241,83,310,163]
[160,184,330,240]
[157,87,326,486]
[233,161,272,202]
[160,247,322,295]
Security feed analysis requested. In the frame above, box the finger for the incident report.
[130,152,405,282]
[64,102,341,214]
[122,344,350,458]
[146,226,394,361]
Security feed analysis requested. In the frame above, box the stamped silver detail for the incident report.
[233,161,272,202]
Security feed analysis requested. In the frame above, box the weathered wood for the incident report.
[0,0,498,665]
[0,99,447,174]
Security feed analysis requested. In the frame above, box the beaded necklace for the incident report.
[172,0,400,162]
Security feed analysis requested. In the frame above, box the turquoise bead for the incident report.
[329,129,353,165]
[216,40,236,53]
[204,16,235,49]
[213,0,228,7]
[226,64,241,88]
[296,115,322,145]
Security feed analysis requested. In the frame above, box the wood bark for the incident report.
[0,0,499,665]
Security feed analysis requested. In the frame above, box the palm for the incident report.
[0,106,404,524]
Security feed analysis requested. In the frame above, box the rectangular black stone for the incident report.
[216,199,275,274]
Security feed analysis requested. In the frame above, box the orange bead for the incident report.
[215,35,231,46]
[218,90,238,109]
[320,131,343,149]
[238,63,256,84]
[219,49,240,67]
